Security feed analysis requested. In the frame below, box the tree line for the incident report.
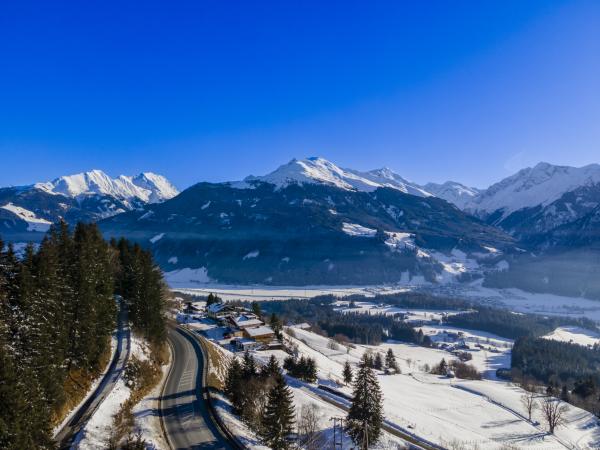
[0,222,166,449]
[445,306,596,340]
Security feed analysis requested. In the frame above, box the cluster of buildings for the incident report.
[205,302,279,351]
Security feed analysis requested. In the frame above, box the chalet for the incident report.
[230,314,264,330]
[234,338,261,351]
[243,325,275,343]
[207,302,238,319]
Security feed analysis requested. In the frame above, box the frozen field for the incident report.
[542,326,600,348]
[281,327,600,449]
[173,279,600,321]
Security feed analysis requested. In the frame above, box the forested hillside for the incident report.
[0,222,167,449]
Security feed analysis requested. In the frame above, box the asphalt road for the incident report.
[55,301,131,449]
[160,326,235,450]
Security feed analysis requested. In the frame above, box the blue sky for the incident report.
[1,0,599,189]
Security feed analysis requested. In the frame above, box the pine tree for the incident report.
[262,354,281,378]
[225,357,244,412]
[343,361,353,385]
[270,312,282,340]
[346,353,384,448]
[373,353,383,370]
[242,351,257,378]
[385,348,398,373]
[252,301,262,318]
[261,374,295,449]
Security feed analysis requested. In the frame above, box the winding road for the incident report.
[55,300,131,450]
[160,326,235,450]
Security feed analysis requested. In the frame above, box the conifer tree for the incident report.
[262,354,281,378]
[385,348,398,373]
[261,374,296,449]
[373,353,383,370]
[346,353,384,448]
[343,361,353,385]
[242,351,257,378]
[252,301,262,318]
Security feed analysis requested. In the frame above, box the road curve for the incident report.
[55,301,131,449]
[160,326,235,450]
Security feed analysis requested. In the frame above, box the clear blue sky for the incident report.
[1,0,599,189]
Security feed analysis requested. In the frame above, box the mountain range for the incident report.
[2,157,600,292]
[0,170,178,241]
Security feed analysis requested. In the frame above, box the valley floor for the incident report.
[181,308,600,450]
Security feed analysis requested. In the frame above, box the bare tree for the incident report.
[520,383,539,422]
[297,403,325,450]
[540,396,568,434]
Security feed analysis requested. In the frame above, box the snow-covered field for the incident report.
[178,305,600,450]
[542,326,600,348]
[172,279,600,321]
[333,300,467,323]
[280,327,600,449]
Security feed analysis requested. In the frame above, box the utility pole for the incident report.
[330,416,344,450]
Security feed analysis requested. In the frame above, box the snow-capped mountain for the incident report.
[239,157,431,197]
[35,169,178,205]
[0,170,178,240]
[465,162,600,217]
[423,181,481,210]
[101,160,513,285]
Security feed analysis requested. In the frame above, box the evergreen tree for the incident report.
[225,357,244,412]
[343,361,353,385]
[346,353,384,448]
[270,312,283,340]
[252,301,262,318]
[261,374,295,449]
[242,351,257,378]
[373,353,383,370]
[262,354,281,378]
[385,348,399,373]
[207,293,220,307]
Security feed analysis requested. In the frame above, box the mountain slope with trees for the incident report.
[0,222,167,449]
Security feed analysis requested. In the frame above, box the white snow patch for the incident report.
[168,256,178,264]
[243,250,260,260]
[543,326,600,348]
[341,222,377,237]
[149,232,165,243]
[0,203,52,232]
[165,267,211,287]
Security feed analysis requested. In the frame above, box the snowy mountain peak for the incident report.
[423,181,481,210]
[240,157,431,196]
[468,162,600,216]
[35,170,179,203]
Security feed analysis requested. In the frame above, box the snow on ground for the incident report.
[173,285,412,301]
[169,278,600,322]
[431,280,600,321]
[458,380,600,449]
[542,326,600,348]
[149,232,165,243]
[165,267,211,286]
[0,202,52,231]
[417,325,512,380]
[279,327,597,449]
[75,334,151,450]
[334,300,466,323]
[342,222,377,237]
[131,349,170,450]
[52,333,118,438]
[199,331,409,449]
